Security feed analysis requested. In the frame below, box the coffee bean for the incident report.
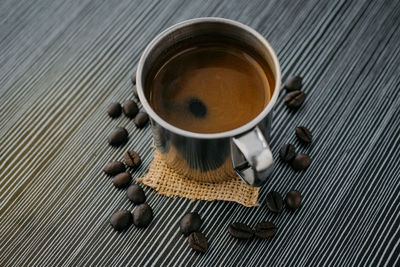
[266,191,283,213]
[132,203,153,228]
[228,222,254,239]
[122,100,139,118]
[296,126,312,143]
[134,112,149,128]
[180,212,202,236]
[133,85,138,98]
[127,184,146,204]
[108,127,128,147]
[112,172,131,188]
[131,74,136,85]
[254,221,277,239]
[188,98,207,118]
[188,232,208,253]
[285,90,306,109]
[291,154,311,171]
[279,144,296,162]
[103,161,126,176]
[110,210,132,231]
[107,102,122,118]
[285,190,302,210]
[284,75,302,91]
[124,150,141,169]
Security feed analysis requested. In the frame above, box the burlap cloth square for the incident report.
[138,150,259,207]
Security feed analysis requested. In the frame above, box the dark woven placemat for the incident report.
[1,0,399,266]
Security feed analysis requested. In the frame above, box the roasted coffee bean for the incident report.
[132,203,153,228]
[180,212,202,236]
[107,102,122,118]
[291,154,311,171]
[110,210,132,231]
[254,221,277,239]
[103,161,126,176]
[108,127,128,147]
[266,191,283,213]
[124,150,141,169]
[134,112,149,128]
[284,75,302,91]
[131,74,136,85]
[188,98,207,118]
[285,90,306,109]
[112,172,131,188]
[285,190,302,210]
[133,85,138,98]
[127,184,146,204]
[296,126,312,143]
[188,232,208,253]
[228,222,254,239]
[122,100,139,118]
[279,144,296,162]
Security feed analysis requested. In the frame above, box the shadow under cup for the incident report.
[137,18,280,185]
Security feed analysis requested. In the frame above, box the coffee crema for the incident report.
[147,42,274,133]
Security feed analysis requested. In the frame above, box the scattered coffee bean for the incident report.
[107,102,122,118]
[285,190,302,210]
[296,126,312,143]
[284,75,302,91]
[131,74,136,85]
[291,154,311,171]
[266,191,283,213]
[134,112,149,128]
[228,222,254,239]
[124,150,142,170]
[133,85,138,98]
[188,232,208,253]
[103,161,126,176]
[112,172,131,188]
[127,184,146,204]
[285,90,306,109]
[133,203,153,228]
[110,210,133,231]
[180,212,202,236]
[122,100,139,118]
[279,144,296,162]
[254,221,277,239]
[108,127,128,147]
[188,98,207,118]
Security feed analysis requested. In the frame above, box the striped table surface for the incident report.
[1,0,399,266]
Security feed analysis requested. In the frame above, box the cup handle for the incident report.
[231,127,274,187]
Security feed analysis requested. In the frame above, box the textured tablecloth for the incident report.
[1,0,399,266]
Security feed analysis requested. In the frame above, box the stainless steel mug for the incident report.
[136,17,281,187]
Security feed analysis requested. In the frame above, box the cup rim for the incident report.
[136,17,281,139]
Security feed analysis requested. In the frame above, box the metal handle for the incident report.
[231,127,274,187]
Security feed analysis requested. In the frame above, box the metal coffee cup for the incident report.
[136,17,281,187]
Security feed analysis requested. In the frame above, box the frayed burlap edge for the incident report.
[138,151,259,207]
